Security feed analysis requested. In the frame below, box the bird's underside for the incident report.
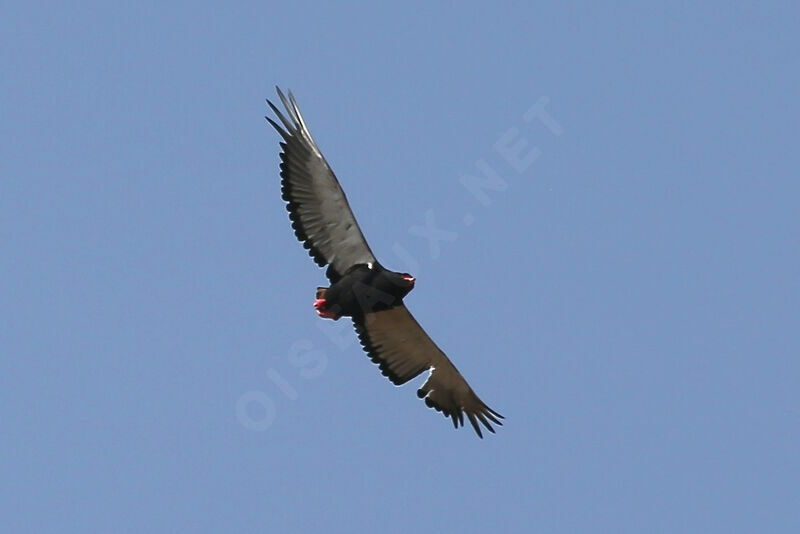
[266,87,503,437]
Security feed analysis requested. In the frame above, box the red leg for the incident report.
[313,298,340,320]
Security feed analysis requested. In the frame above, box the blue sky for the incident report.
[2,2,799,532]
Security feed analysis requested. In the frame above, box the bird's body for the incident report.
[315,263,415,321]
[266,88,503,437]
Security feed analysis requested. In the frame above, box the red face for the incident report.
[402,274,416,288]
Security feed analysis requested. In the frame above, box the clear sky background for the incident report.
[2,2,799,532]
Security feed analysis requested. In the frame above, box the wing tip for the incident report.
[418,387,503,438]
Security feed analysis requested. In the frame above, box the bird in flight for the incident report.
[265,88,503,437]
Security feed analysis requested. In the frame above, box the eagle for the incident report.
[266,88,503,437]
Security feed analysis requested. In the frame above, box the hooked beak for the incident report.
[403,275,416,286]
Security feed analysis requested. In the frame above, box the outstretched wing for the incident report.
[353,305,503,438]
[266,87,376,280]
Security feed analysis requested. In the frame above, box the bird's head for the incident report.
[385,271,416,299]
